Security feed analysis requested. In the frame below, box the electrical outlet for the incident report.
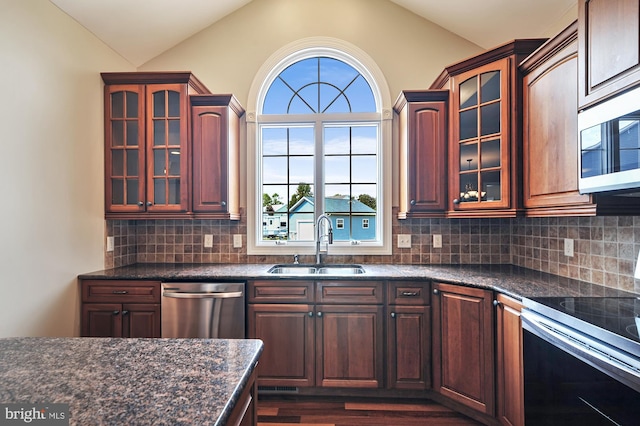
[433,234,442,248]
[397,234,411,248]
[106,236,114,252]
[233,234,243,248]
[204,234,214,248]
[564,238,574,257]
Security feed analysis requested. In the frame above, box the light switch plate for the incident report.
[397,234,411,248]
[564,238,574,257]
[204,234,214,248]
[106,236,114,252]
[233,234,243,248]
[433,234,442,248]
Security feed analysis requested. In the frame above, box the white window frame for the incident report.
[247,37,392,256]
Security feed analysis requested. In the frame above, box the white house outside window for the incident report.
[247,40,392,256]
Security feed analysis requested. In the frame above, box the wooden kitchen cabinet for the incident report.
[432,282,495,416]
[495,293,524,426]
[578,0,640,109]
[520,22,595,216]
[248,280,384,390]
[431,40,545,218]
[102,72,209,218]
[190,95,244,219]
[394,91,448,218]
[386,281,431,390]
[80,280,161,337]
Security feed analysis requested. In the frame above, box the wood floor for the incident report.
[257,397,483,425]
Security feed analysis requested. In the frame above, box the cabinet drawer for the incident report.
[81,280,160,303]
[248,281,314,303]
[388,281,431,305]
[316,281,384,304]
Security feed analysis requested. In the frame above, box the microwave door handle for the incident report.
[162,291,243,299]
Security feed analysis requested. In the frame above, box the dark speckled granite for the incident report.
[79,263,639,300]
[0,337,263,426]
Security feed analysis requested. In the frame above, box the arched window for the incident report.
[247,40,392,256]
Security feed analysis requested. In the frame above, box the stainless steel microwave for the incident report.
[578,86,640,194]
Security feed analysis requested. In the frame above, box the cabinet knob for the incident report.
[112,310,119,315]
[138,201,144,206]
[317,311,322,317]
[410,199,416,205]
[452,198,461,205]
[221,201,226,206]
[493,300,500,307]
[390,312,396,318]
[308,311,313,317]
[122,310,129,316]
[433,288,439,295]
[146,201,153,206]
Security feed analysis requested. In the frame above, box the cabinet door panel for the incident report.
[81,304,122,337]
[192,105,228,213]
[248,304,314,387]
[496,294,524,426]
[579,0,640,107]
[123,303,161,338]
[433,283,495,415]
[387,305,431,390]
[316,304,383,388]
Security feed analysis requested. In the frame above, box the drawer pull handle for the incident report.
[112,290,129,294]
[112,310,119,315]
[401,291,419,297]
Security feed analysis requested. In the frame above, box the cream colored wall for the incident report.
[139,0,483,107]
[0,0,133,337]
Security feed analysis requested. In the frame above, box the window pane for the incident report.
[325,127,350,155]
[153,120,165,146]
[112,150,124,176]
[126,149,138,176]
[459,173,479,201]
[126,121,138,147]
[125,91,138,118]
[168,178,180,204]
[111,92,124,118]
[352,126,377,154]
[126,179,138,205]
[263,79,292,114]
[324,156,350,183]
[168,120,180,145]
[480,71,500,103]
[263,127,288,155]
[460,76,478,109]
[289,127,314,155]
[289,156,314,183]
[168,91,180,117]
[460,143,478,171]
[154,179,166,204]
[482,170,501,201]
[480,139,500,169]
[112,178,124,204]
[459,109,478,140]
[153,92,165,117]
[480,102,500,136]
[112,121,124,147]
[352,156,376,183]
[263,157,288,183]
[169,150,180,175]
[154,149,166,176]
[344,76,376,113]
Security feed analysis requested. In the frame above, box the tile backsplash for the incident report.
[106,210,640,293]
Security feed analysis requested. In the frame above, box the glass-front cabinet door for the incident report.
[450,59,510,212]
[146,84,188,212]
[105,85,145,212]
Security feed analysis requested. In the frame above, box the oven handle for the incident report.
[522,309,640,392]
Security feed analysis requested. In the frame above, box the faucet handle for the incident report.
[293,254,299,264]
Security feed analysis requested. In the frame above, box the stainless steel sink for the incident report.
[317,265,365,275]
[268,264,365,275]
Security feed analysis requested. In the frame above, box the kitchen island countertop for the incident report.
[79,263,639,300]
[0,337,263,425]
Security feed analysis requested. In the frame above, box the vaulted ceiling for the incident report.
[49,0,577,67]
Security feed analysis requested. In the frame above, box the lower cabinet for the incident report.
[386,281,431,390]
[247,280,385,389]
[432,282,495,416]
[226,369,258,426]
[495,293,524,426]
[80,280,161,338]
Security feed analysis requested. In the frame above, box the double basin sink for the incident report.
[268,264,365,275]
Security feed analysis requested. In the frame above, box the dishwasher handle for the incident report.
[162,290,243,299]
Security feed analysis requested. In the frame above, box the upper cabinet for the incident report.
[102,72,244,220]
[578,0,640,109]
[394,90,448,218]
[432,40,546,218]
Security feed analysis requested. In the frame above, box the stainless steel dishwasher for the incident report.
[161,282,245,338]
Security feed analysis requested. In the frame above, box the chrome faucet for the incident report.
[315,213,333,264]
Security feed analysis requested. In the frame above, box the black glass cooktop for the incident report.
[525,296,640,348]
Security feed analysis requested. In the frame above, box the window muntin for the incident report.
[258,55,381,246]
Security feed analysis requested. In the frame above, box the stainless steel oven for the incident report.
[522,297,640,425]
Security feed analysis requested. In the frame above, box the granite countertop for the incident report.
[0,337,263,426]
[78,263,639,300]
